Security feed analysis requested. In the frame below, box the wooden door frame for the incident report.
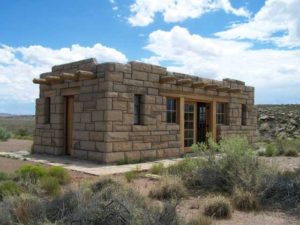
[65,95,74,156]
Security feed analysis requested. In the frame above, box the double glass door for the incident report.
[184,102,208,147]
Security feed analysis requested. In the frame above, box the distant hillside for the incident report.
[257,104,300,140]
[0,113,13,117]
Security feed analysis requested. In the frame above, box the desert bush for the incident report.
[0,127,11,141]
[233,189,260,211]
[256,149,265,156]
[284,148,298,157]
[274,138,286,155]
[1,194,45,225]
[0,180,181,225]
[16,164,47,183]
[187,137,261,194]
[150,163,165,175]
[149,176,186,200]
[0,171,9,181]
[265,144,276,157]
[0,181,21,200]
[47,166,70,185]
[125,167,140,182]
[39,177,61,197]
[203,196,232,219]
[186,215,212,225]
[259,170,300,211]
[167,157,204,176]
[91,177,117,193]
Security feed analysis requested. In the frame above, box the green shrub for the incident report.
[284,148,298,157]
[186,215,212,225]
[47,166,70,185]
[15,128,30,137]
[0,171,9,181]
[233,189,260,211]
[204,196,232,219]
[167,157,204,176]
[0,127,11,141]
[150,163,165,175]
[39,177,61,197]
[149,176,186,200]
[265,144,276,157]
[0,181,21,200]
[256,149,265,156]
[125,167,140,182]
[187,137,261,194]
[16,164,48,183]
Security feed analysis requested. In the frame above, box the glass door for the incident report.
[197,103,207,143]
[184,103,195,147]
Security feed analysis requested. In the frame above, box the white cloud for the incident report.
[128,0,250,26]
[216,0,300,47]
[0,44,127,105]
[144,26,300,103]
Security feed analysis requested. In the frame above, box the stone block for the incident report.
[81,113,91,123]
[80,141,95,151]
[73,131,89,141]
[88,151,103,162]
[106,71,123,82]
[125,151,141,161]
[92,111,104,121]
[132,71,148,81]
[141,150,157,159]
[90,132,104,141]
[73,150,88,159]
[103,152,124,163]
[105,132,129,142]
[113,141,132,151]
[148,88,158,95]
[133,142,151,150]
[113,101,127,110]
[104,110,123,121]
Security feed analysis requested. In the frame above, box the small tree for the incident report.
[0,127,11,141]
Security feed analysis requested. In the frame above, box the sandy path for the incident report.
[0,139,32,152]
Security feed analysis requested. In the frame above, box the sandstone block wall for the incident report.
[33,58,257,163]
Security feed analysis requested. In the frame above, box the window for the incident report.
[134,95,142,125]
[167,98,177,123]
[242,104,247,126]
[184,104,194,147]
[45,97,51,124]
[216,103,227,125]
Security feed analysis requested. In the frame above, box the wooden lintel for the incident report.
[217,86,230,92]
[177,78,192,85]
[192,81,205,88]
[33,78,49,85]
[204,84,219,90]
[60,72,77,81]
[159,76,176,84]
[76,70,96,80]
[229,88,242,94]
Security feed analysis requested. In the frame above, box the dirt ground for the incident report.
[0,139,32,152]
[0,139,299,225]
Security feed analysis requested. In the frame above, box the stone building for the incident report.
[32,58,257,163]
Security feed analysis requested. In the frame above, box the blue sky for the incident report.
[0,0,300,114]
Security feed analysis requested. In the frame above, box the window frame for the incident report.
[166,97,178,124]
[216,102,227,125]
[134,94,142,125]
[241,104,247,126]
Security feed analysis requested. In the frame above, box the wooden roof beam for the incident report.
[192,81,205,88]
[229,88,242,94]
[159,76,176,84]
[76,70,96,80]
[177,78,192,85]
[217,86,230,92]
[45,76,64,84]
[60,72,78,81]
[204,83,219,90]
[33,78,49,85]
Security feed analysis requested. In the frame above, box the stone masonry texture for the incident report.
[33,58,257,163]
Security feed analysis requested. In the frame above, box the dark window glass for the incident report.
[242,104,247,126]
[216,103,227,125]
[134,95,141,125]
[166,98,177,123]
[45,97,51,124]
[184,103,194,147]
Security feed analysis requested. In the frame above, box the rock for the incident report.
[144,174,162,180]
[260,123,270,132]
[290,118,298,126]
